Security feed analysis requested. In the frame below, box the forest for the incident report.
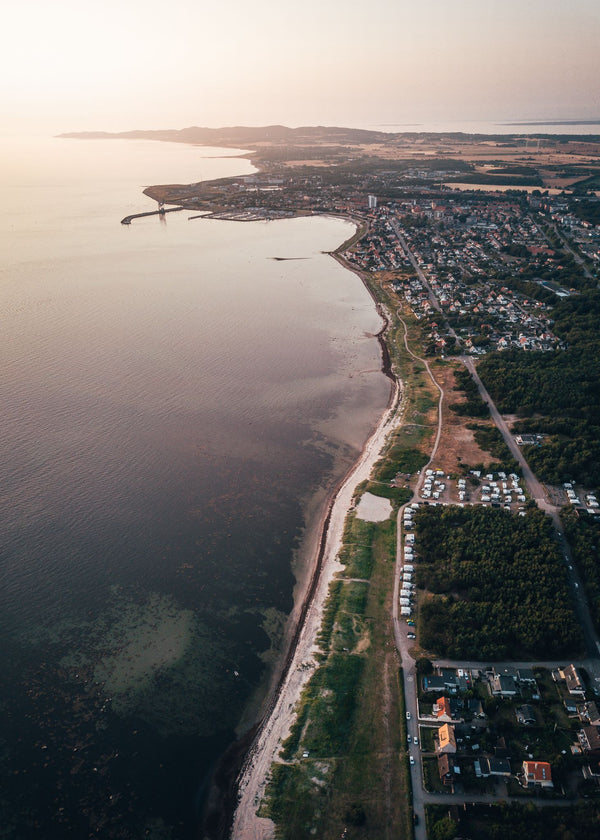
[428,800,600,840]
[449,368,490,418]
[572,197,600,225]
[476,290,600,485]
[415,505,583,659]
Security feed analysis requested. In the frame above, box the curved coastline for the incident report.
[135,148,398,836]
[138,139,401,840]
[222,222,400,840]
[140,147,396,835]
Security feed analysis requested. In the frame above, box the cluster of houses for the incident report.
[344,210,411,273]
[542,197,600,267]
[341,195,589,356]
[437,735,553,792]
[544,667,600,787]
[421,665,540,700]
[386,201,565,354]
[420,663,600,794]
[417,665,558,794]
[419,666,564,789]
[575,700,600,786]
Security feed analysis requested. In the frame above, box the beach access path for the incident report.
[231,316,401,839]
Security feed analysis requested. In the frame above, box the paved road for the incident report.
[461,357,550,509]
[462,355,600,662]
[392,221,442,315]
[392,317,446,838]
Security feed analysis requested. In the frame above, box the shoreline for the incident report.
[228,229,400,839]
[125,131,397,834]
[136,139,398,837]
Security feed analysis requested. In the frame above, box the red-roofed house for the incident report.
[522,760,553,789]
[433,697,453,722]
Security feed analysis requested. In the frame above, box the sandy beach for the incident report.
[231,291,401,838]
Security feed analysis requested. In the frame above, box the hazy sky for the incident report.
[3,0,599,134]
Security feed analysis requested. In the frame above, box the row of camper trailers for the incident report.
[565,484,599,513]
[401,504,420,616]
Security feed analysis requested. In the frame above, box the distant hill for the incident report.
[57,125,393,146]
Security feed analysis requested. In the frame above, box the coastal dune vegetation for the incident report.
[261,510,410,839]
[259,280,434,838]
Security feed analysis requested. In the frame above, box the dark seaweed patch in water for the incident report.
[1,589,273,838]
[0,446,322,837]
[0,426,342,838]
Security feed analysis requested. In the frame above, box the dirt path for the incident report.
[391,315,446,839]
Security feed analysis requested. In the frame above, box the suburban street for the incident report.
[392,222,442,315]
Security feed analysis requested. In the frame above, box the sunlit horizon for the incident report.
[3,0,599,137]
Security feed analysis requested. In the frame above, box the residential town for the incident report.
[407,660,600,798]
[158,164,599,361]
[144,135,600,837]
[343,198,584,355]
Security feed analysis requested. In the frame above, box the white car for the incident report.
[410,755,415,765]
[406,711,411,720]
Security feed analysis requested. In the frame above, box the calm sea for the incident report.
[0,137,389,838]
[369,118,600,134]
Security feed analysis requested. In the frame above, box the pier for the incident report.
[121,206,184,225]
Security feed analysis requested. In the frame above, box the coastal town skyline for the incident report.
[3,0,599,136]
